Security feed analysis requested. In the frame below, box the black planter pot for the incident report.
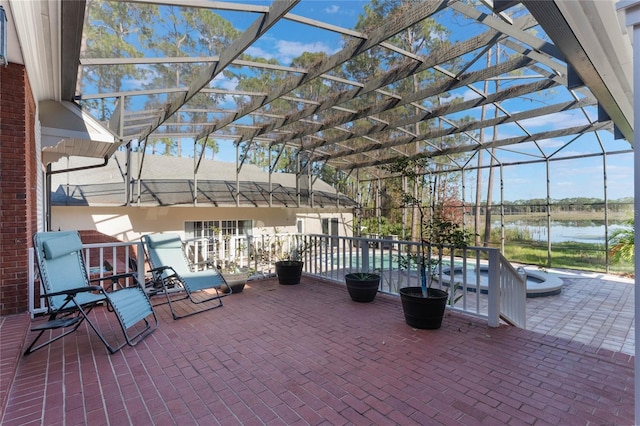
[399,287,448,329]
[220,274,247,294]
[275,261,304,285]
[344,273,380,303]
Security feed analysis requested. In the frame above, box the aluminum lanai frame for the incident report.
[47,0,633,267]
[59,0,631,180]
[4,0,638,419]
[79,2,635,418]
[9,0,631,253]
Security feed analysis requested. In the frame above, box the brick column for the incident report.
[0,63,38,315]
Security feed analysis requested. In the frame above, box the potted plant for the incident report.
[398,259,449,329]
[385,158,470,329]
[399,216,470,329]
[275,237,308,285]
[344,272,381,302]
[216,260,249,293]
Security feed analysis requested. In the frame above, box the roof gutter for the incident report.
[45,155,110,231]
[46,155,110,176]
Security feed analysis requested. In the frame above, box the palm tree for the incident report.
[609,220,634,263]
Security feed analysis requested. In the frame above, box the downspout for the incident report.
[45,155,110,231]
[268,149,273,207]
[46,164,52,231]
[545,158,551,268]
[194,136,210,206]
[125,143,132,205]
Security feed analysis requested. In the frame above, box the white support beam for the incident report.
[527,0,633,142]
[616,2,640,423]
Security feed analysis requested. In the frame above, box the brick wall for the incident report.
[0,63,38,315]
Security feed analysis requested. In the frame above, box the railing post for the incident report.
[246,235,258,274]
[28,248,35,318]
[360,238,369,272]
[137,241,145,281]
[487,248,500,328]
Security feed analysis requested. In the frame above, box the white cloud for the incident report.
[120,64,156,88]
[607,163,633,175]
[461,89,482,102]
[518,111,588,130]
[246,39,337,65]
[212,73,238,91]
[245,46,276,61]
[275,40,335,65]
[536,138,565,149]
[324,5,339,14]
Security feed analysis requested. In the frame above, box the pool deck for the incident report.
[525,268,635,355]
[0,270,635,425]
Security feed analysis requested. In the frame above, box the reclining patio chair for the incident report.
[25,231,158,355]
[142,233,228,319]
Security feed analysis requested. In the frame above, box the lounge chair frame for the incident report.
[26,231,158,355]
[142,233,229,319]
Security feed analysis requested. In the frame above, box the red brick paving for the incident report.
[1,277,635,425]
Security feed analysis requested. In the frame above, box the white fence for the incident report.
[498,253,528,328]
[28,234,526,328]
[291,234,526,328]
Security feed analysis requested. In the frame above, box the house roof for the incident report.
[50,152,356,208]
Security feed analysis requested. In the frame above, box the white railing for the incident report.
[184,233,310,278]
[295,234,526,328]
[185,236,251,271]
[83,242,145,281]
[28,234,527,328]
[497,253,527,328]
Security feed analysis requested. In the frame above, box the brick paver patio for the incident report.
[1,275,635,425]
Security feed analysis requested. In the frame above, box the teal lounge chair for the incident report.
[26,231,158,355]
[142,233,227,319]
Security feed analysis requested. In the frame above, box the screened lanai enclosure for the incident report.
[33,0,634,272]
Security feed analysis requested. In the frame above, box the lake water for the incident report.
[497,220,628,244]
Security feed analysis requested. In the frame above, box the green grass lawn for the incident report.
[501,240,634,276]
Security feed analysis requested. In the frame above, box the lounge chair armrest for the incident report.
[147,265,178,279]
[41,286,104,299]
[90,272,139,283]
[148,265,181,278]
[90,272,142,291]
[148,265,175,274]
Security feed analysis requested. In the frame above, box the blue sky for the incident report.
[218,1,367,62]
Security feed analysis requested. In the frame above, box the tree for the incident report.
[223,54,294,171]
[346,0,469,245]
[609,220,634,263]
[139,5,238,156]
[82,1,156,120]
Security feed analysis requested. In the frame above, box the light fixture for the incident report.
[0,6,6,67]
